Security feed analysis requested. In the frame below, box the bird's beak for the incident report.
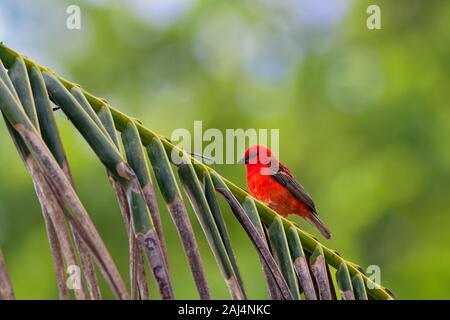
[237,156,246,164]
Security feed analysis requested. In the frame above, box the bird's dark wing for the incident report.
[271,161,317,213]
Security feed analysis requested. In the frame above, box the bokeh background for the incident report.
[0,0,449,299]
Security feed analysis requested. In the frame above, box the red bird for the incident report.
[239,145,331,239]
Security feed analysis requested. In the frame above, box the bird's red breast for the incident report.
[247,164,309,218]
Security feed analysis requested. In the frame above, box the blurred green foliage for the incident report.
[0,0,449,299]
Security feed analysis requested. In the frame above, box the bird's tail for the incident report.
[307,213,332,239]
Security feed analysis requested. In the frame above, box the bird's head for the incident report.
[238,145,276,168]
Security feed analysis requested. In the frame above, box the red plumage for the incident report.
[240,145,331,239]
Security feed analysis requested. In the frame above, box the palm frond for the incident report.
[268,217,301,299]
[0,44,394,300]
[336,263,355,300]
[242,196,283,299]
[0,248,14,300]
[352,273,369,300]
[286,227,317,300]
[147,137,211,299]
